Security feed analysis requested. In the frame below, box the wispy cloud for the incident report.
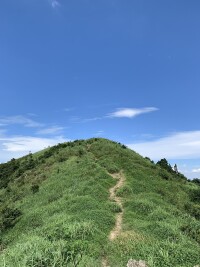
[192,168,200,173]
[94,130,104,136]
[0,114,68,162]
[108,107,158,118]
[82,117,103,123]
[81,107,158,123]
[69,116,82,123]
[63,108,74,112]
[0,135,68,162]
[127,131,200,160]
[0,115,43,128]
[51,0,60,8]
[36,126,65,135]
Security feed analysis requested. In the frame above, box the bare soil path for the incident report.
[102,257,109,267]
[109,171,125,240]
[102,171,125,267]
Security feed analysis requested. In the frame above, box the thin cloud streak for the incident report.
[82,117,103,123]
[127,131,200,160]
[36,126,65,135]
[0,115,43,128]
[94,130,104,136]
[0,135,68,162]
[192,168,200,173]
[63,108,74,112]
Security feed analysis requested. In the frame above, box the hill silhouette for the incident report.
[0,138,199,267]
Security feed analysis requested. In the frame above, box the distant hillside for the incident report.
[0,138,199,267]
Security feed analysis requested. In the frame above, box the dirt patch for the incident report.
[127,259,149,267]
[102,257,110,267]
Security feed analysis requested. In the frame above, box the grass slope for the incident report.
[0,138,199,267]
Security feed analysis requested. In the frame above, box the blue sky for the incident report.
[0,0,200,178]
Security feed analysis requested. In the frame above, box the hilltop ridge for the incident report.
[0,138,199,266]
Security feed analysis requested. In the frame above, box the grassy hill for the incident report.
[0,138,199,267]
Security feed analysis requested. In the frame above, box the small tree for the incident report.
[157,158,173,173]
[174,164,178,173]
[192,178,200,186]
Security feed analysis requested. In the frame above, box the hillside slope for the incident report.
[0,138,199,267]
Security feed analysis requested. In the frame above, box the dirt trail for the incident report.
[109,171,125,240]
[102,171,125,267]
[102,257,109,267]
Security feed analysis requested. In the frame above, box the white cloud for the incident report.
[192,168,200,173]
[64,108,74,112]
[127,131,200,160]
[82,107,158,123]
[51,0,60,8]
[0,136,68,162]
[94,130,104,136]
[0,115,43,128]
[108,107,158,118]
[36,126,65,135]
[82,117,102,123]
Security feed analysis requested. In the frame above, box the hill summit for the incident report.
[0,138,199,266]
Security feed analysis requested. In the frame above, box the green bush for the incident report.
[181,219,200,244]
[31,184,39,194]
[116,185,132,197]
[185,203,200,219]
[159,169,171,180]
[146,222,181,242]
[0,207,22,230]
[190,188,200,203]
[125,199,155,216]
[107,202,122,213]
[98,158,119,173]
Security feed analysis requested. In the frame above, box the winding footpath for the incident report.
[109,171,125,240]
[102,171,125,267]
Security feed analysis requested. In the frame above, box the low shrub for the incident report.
[0,207,22,230]
[185,203,200,219]
[31,184,39,194]
[180,219,200,244]
[116,185,132,197]
[107,202,122,213]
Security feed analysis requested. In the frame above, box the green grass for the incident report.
[0,138,199,266]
